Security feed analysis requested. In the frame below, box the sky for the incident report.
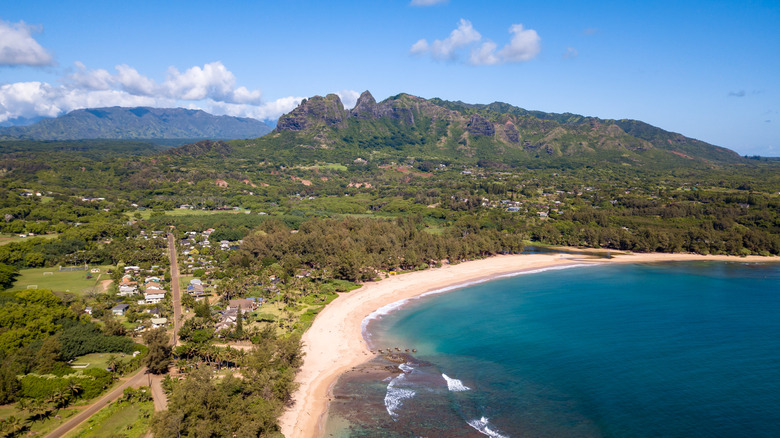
[1,0,778,156]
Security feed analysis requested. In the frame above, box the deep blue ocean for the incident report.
[324,261,780,437]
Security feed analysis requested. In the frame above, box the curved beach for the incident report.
[278,252,777,438]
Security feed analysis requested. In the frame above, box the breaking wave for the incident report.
[467,416,511,438]
[442,373,470,392]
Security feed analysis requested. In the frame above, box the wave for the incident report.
[362,263,595,344]
[442,373,470,392]
[384,363,416,420]
[467,416,511,438]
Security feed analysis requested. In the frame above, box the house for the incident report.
[144,292,165,304]
[145,285,164,294]
[187,283,205,294]
[118,285,138,296]
[145,276,161,283]
[190,278,203,286]
[146,307,161,317]
[112,304,129,315]
[84,306,93,315]
[228,298,258,314]
[215,309,239,332]
[151,317,168,328]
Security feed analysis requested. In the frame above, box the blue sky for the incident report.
[1,0,778,156]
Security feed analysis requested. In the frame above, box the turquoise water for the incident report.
[324,262,780,437]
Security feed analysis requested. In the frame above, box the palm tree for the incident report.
[2,415,25,436]
[49,389,70,409]
[106,354,119,374]
[66,380,83,399]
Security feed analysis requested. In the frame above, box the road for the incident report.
[46,367,150,438]
[167,233,182,347]
[46,236,182,437]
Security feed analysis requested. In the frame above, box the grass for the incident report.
[10,265,115,294]
[70,352,135,370]
[0,404,83,437]
[129,208,251,220]
[65,398,153,438]
[0,233,58,246]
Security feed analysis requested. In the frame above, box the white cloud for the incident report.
[336,89,361,109]
[0,19,54,67]
[563,47,578,59]
[207,96,304,121]
[0,61,295,123]
[470,41,501,66]
[412,19,481,61]
[411,19,540,65]
[497,24,541,62]
[410,0,449,6]
[410,39,429,54]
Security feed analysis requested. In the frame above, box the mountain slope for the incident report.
[0,107,272,141]
[267,91,741,166]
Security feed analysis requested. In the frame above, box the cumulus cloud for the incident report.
[496,24,541,62]
[0,61,298,123]
[411,19,482,61]
[470,42,501,66]
[411,19,540,65]
[728,90,746,97]
[410,0,449,6]
[0,19,54,66]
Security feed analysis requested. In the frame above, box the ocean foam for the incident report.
[467,416,511,438]
[384,363,416,420]
[442,373,470,391]
[362,263,594,345]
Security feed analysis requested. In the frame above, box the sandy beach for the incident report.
[278,251,777,438]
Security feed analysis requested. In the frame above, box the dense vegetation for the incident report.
[0,93,779,437]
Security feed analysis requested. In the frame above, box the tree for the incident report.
[144,328,171,374]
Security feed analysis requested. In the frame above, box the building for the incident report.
[151,317,168,328]
[111,304,129,315]
[144,292,165,304]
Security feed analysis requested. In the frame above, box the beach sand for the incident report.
[278,252,777,438]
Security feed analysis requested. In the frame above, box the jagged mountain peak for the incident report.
[272,91,741,164]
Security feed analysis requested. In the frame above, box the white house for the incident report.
[151,317,168,328]
[118,285,138,296]
[144,292,165,304]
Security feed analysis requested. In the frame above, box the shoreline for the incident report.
[278,252,777,438]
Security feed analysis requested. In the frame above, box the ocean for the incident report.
[323,261,780,437]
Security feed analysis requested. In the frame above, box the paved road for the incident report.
[46,367,150,438]
[167,233,182,347]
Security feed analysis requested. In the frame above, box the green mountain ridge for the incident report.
[0,107,272,141]
[267,91,741,167]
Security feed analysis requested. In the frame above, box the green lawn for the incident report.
[70,352,135,370]
[0,404,82,437]
[128,208,251,220]
[0,233,58,246]
[10,265,114,294]
[65,398,153,438]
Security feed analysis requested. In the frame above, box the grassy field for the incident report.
[10,265,114,294]
[129,208,251,220]
[65,398,153,438]
[70,352,135,370]
[0,404,83,437]
[0,233,58,246]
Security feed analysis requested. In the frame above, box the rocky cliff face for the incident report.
[276,94,347,131]
[273,90,740,163]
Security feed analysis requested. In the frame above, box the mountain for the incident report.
[0,107,272,141]
[270,91,741,166]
